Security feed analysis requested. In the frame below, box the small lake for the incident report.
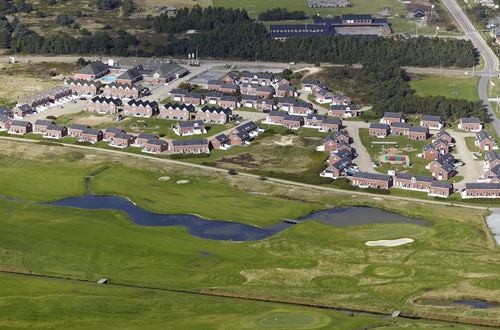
[417,298,499,309]
[46,194,428,241]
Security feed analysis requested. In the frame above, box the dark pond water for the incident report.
[45,194,429,241]
[417,298,499,309]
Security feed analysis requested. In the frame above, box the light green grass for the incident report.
[0,154,88,201]
[410,73,480,102]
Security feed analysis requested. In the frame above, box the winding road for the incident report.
[442,0,500,138]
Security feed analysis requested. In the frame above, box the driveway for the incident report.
[233,110,267,123]
[452,130,483,188]
[343,120,375,173]
[25,99,87,124]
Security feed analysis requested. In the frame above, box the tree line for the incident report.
[258,8,307,21]
[0,5,480,69]
[153,6,477,68]
[357,63,488,122]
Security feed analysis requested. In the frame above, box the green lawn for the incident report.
[91,164,320,227]
[0,153,89,201]
[358,128,433,175]
[465,136,480,153]
[410,73,480,102]
[0,273,478,330]
[487,77,500,98]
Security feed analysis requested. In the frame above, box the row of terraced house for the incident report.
[85,96,233,124]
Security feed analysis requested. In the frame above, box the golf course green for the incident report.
[0,144,499,328]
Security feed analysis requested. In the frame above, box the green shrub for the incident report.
[169,153,210,159]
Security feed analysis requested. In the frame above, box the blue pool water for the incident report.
[101,76,117,83]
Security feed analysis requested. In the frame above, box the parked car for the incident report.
[472,153,480,159]
[372,162,379,167]
[456,161,465,167]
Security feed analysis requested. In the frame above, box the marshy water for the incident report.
[417,298,499,309]
[46,193,429,241]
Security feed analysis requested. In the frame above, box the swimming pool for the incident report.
[101,76,117,83]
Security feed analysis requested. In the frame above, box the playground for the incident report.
[359,128,432,176]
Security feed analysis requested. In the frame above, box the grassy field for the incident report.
[0,144,499,326]
[0,62,75,106]
[0,273,477,329]
[410,73,480,102]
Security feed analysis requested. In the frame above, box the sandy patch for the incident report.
[296,66,323,77]
[274,136,295,146]
[365,238,414,247]
[176,180,190,184]
[158,176,170,181]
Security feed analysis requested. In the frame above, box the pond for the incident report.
[46,194,429,241]
[486,211,500,245]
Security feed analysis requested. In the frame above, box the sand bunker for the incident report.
[176,180,190,184]
[158,176,170,181]
[365,238,414,247]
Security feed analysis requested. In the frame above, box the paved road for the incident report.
[24,99,87,124]
[143,66,209,103]
[442,0,500,139]
[343,121,375,173]
[0,135,488,210]
[452,131,483,188]
[233,110,267,122]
